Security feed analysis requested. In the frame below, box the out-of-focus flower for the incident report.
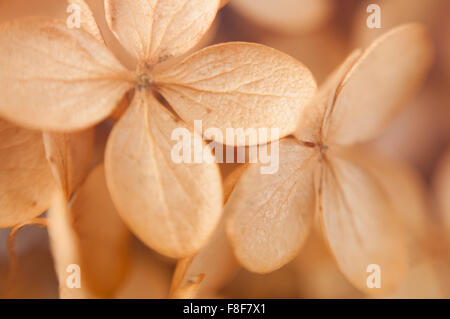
[226,24,433,295]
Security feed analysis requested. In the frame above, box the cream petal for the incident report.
[0,119,56,228]
[156,42,317,147]
[325,24,434,145]
[43,128,95,199]
[105,91,223,258]
[319,151,408,295]
[104,0,220,63]
[0,18,133,131]
[226,139,318,273]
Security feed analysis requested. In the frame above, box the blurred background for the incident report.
[0,0,449,298]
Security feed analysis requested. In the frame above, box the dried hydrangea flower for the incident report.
[226,24,434,295]
[0,0,316,258]
[48,164,130,298]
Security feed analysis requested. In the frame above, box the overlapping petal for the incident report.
[0,119,56,228]
[319,151,408,295]
[226,139,318,273]
[104,0,220,63]
[105,91,223,258]
[156,42,317,146]
[324,24,433,145]
[43,129,95,199]
[0,18,133,131]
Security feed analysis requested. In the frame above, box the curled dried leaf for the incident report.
[226,139,318,273]
[43,128,95,199]
[104,0,220,63]
[0,119,56,228]
[325,24,434,145]
[0,18,133,131]
[156,42,317,146]
[105,91,223,258]
[319,151,408,295]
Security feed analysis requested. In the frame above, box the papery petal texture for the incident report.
[43,128,95,199]
[325,24,433,145]
[0,18,133,131]
[0,119,56,228]
[226,139,317,273]
[156,42,317,146]
[105,91,223,258]
[104,0,220,63]
[319,152,408,295]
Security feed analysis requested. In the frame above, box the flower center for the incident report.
[318,143,328,155]
[136,62,154,91]
[137,73,153,91]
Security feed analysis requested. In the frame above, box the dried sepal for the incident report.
[105,91,223,258]
[156,42,317,146]
[68,0,104,43]
[0,18,133,131]
[230,0,332,35]
[319,151,408,295]
[324,24,434,145]
[104,0,220,63]
[0,119,56,228]
[43,129,95,199]
[48,164,130,298]
[226,139,318,273]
